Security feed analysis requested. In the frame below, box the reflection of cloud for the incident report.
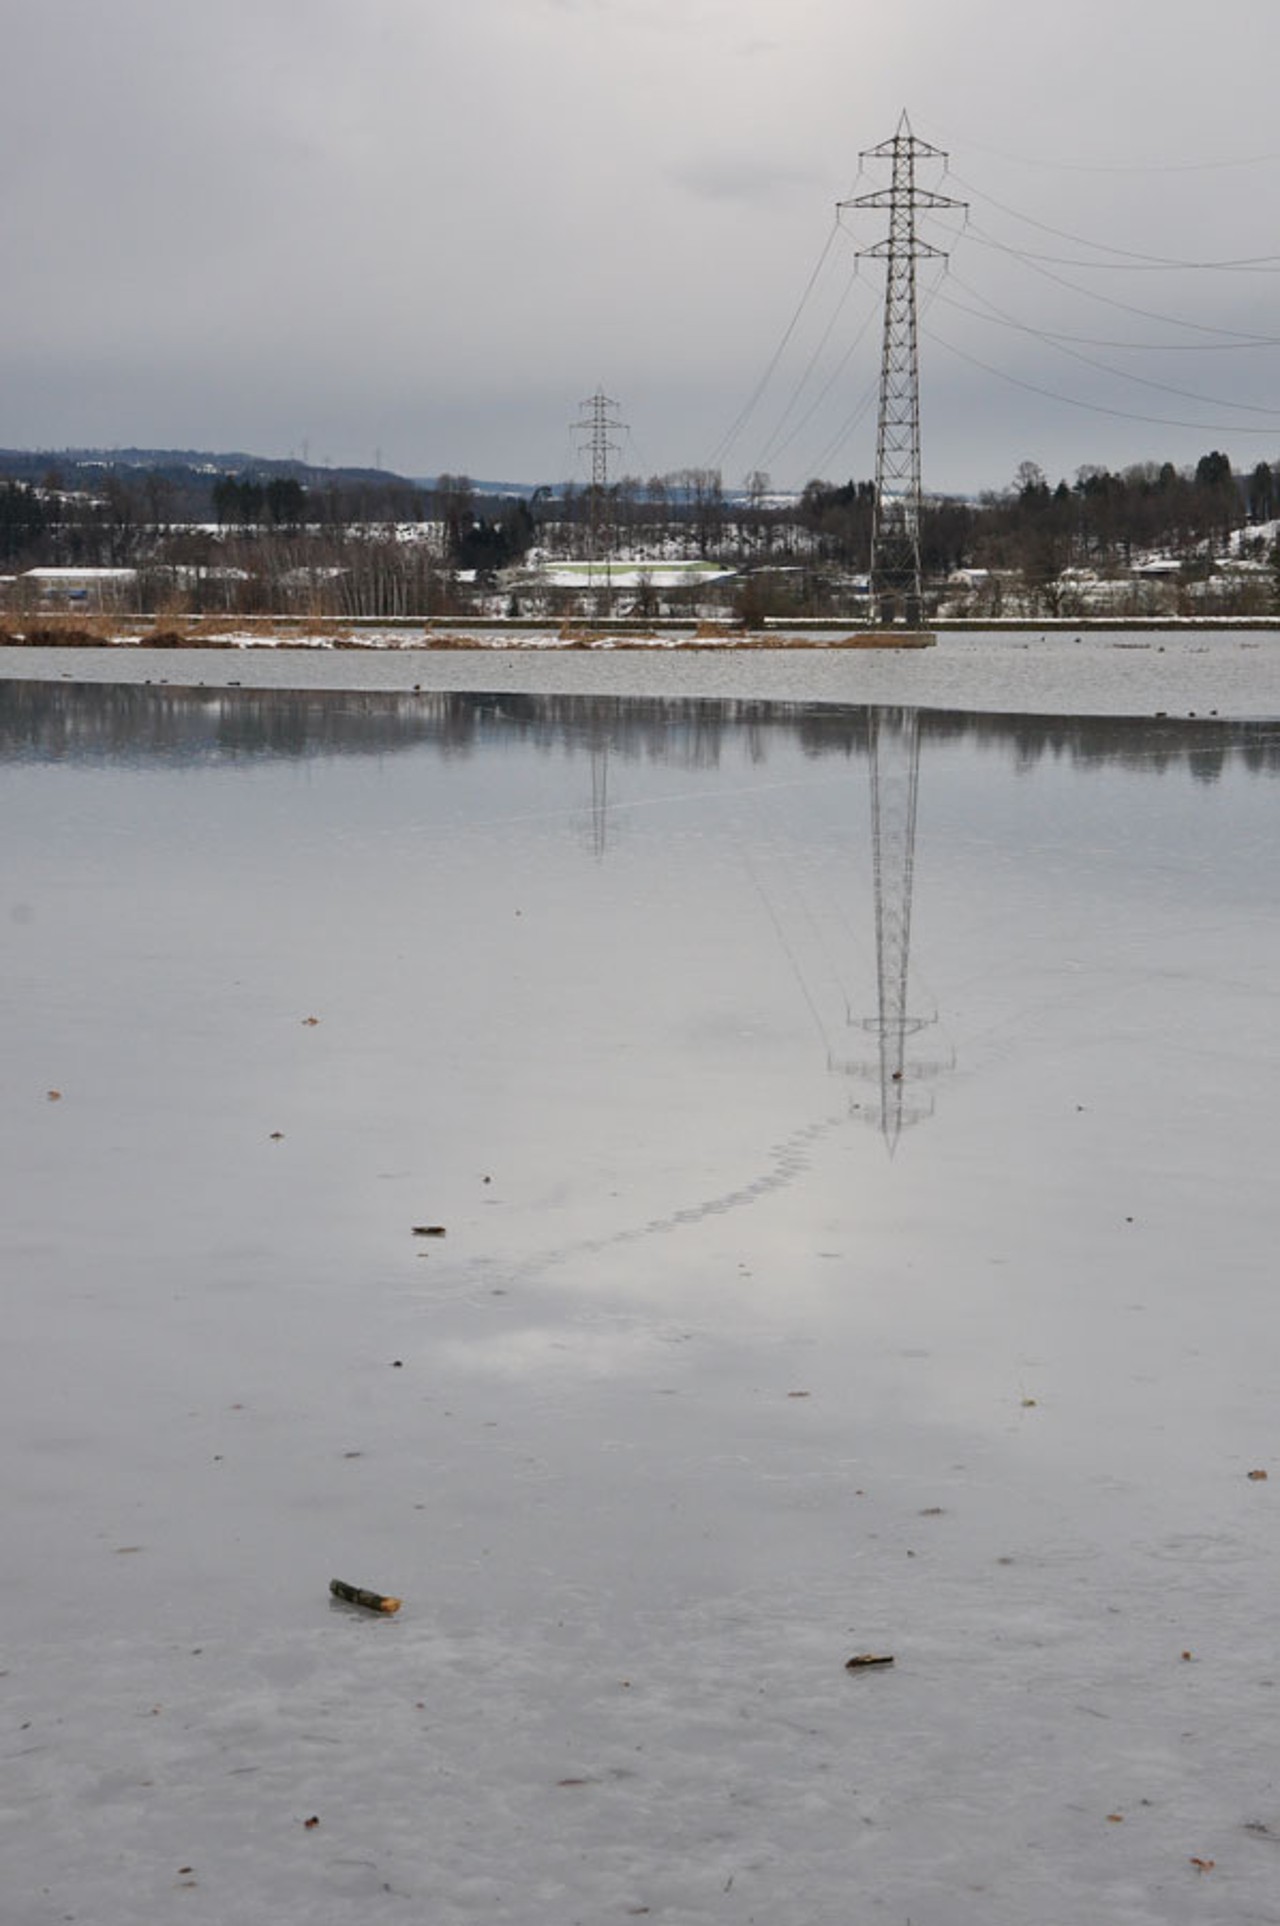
[431,1323,662,1383]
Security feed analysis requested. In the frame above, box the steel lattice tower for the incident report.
[841,115,963,626]
[574,388,624,575]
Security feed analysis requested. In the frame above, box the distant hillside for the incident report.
[0,447,558,516]
[0,448,772,506]
[0,446,416,492]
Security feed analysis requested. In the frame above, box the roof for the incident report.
[22,566,138,581]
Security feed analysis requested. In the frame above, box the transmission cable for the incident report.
[939,267,1280,352]
[754,273,880,473]
[957,223,1280,342]
[801,264,951,481]
[756,303,879,476]
[947,171,1280,270]
[750,254,867,468]
[922,324,1280,437]
[706,217,842,471]
[932,277,1280,418]
[930,123,1280,176]
[805,381,879,483]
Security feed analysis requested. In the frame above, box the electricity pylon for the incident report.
[574,389,624,597]
[840,114,964,627]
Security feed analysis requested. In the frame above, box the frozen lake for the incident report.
[3,666,1279,1925]
[4,622,1280,717]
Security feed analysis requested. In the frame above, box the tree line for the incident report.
[4,448,1280,618]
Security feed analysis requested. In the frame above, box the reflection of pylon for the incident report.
[589,739,609,860]
[828,706,949,1152]
[865,706,926,1149]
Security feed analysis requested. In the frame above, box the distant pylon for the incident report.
[574,388,625,577]
[840,114,964,626]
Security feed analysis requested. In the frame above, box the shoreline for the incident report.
[6,627,1280,719]
[1,610,1279,652]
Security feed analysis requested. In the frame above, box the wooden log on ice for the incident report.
[330,1578,402,1613]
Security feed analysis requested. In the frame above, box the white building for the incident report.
[21,567,138,608]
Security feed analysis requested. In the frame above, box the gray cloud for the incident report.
[667,156,823,205]
[3,0,1280,493]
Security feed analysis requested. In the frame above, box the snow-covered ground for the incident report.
[2,668,1279,1924]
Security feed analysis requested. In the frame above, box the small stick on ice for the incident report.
[330,1579,402,1614]
[845,1653,894,1670]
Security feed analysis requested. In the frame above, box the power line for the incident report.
[805,378,879,483]
[706,218,842,470]
[948,171,1280,269]
[929,125,1280,176]
[752,266,877,470]
[922,323,1280,438]
[755,303,878,475]
[960,213,1280,274]
[802,270,949,481]
[932,278,1280,418]
[938,268,1280,352]
[957,223,1280,341]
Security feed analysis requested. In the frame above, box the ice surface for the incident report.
[4,625,1280,718]
[2,674,1279,1925]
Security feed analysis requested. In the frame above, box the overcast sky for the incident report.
[4,0,1280,495]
